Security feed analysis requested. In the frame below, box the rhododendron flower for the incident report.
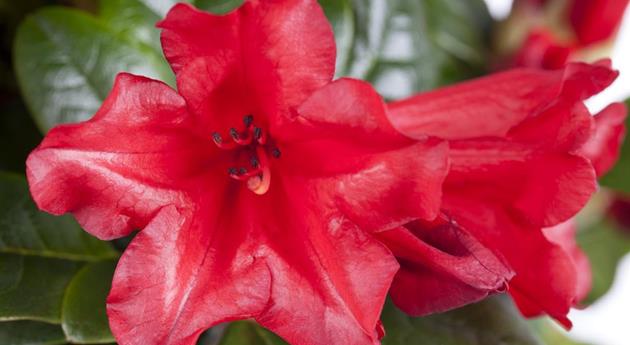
[544,101,628,308]
[510,0,629,69]
[569,0,629,45]
[385,59,622,327]
[26,1,452,344]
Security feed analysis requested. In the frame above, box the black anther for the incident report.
[271,148,281,158]
[227,167,237,175]
[229,128,239,140]
[212,132,222,144]
[243,114,253,127]
[239,167,247,175]
[250,156,259,167]
[253,127,262,140]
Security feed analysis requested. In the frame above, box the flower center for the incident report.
[212,115,281,195]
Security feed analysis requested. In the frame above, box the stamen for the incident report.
[213,132,237,149]
[250,156,259,168]
[253,127,262,140]
[227,167,237,175]
[271,148,281,158]
[229,127,253,146]
[243,114,253,127]
[230,128,240,141]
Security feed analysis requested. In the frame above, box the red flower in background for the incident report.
[514,30,573,70]
[569,0,629,45]
[511,0,629,69]
[385,60,623,326]
[26,1,451,344]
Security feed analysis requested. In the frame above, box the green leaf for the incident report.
[218,321,287,345]
[0,254,23,293]
[14,6,173,132]
[0,172,118,261]
[61,260,116,344]
[333,0,491,99]
[381,295,543,345]
[600,99,630,193]
[578,218,630,303]
[99,0,176,56]
[0,255,79,323]
[0,320,66,345]
[194,0,244,14]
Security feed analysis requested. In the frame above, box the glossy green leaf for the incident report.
[0,172,118,261]
[333,0,491,99]
[578,219,630,303]
[99,0,176,56]
[600,99,630,193]
[0,320,66,345]
[0,255,79,323]
[381,295,543,345]
[218,321,287,345]
[14,6,173,132]
[61,260,116,344]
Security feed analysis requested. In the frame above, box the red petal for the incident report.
[387,61,618,140]
[107,205,272,345]
[108,181,399,345]
[325,140,449,232]
[507,100,593,151]
[281,78,415,175]
[288,78,408,143]
[256,185,398,344]
[158,3,239,74]
[159,1,335,121]
[26,74,210,240]
[570,0,629,45]
[444,196,578,327]
[376,217,513,316]
[543,220,592,304]
[448,139,596,227]
[580,102,628,177]
[285,79,449,230]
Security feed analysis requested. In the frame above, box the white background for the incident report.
[483,1,630,344]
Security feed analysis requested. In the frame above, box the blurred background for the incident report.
[0,1,629,345]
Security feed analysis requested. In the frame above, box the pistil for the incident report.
[213,115,280,195]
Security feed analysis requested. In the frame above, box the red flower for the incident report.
[385,60,619,326]
[513,29,574,70]
[569,0,629,46]
[26,2,450,344]
[541,101,628,310]
[510,0,629,69]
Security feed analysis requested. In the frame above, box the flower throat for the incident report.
[212,115,280,195]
